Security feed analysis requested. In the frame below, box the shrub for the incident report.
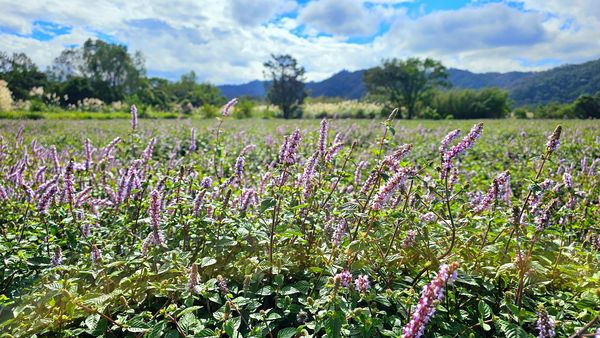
[0,79,14,111]
[233,98,255,119]
[199,103,219,119]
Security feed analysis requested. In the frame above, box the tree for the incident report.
[573,93,600,119]
[0,52,48,101]
[263,54,307,119]
[49,39,145,102]
[364,58,449,119]
[167,71,225,106]
[433,88,509,119]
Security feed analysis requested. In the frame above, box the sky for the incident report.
[1,0,599,84]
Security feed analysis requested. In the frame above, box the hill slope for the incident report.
[509,59,600,105]
[218,58,600,106]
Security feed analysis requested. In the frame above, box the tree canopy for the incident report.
[0,52,48,101]
[264,54,307,119]
[364,58,449,119]
[49,39,145,103]
[0,39,225,111]
[432,88,510,119]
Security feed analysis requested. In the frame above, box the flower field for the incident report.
[0,111,599,337]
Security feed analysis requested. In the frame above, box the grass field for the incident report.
[0,117,598,337]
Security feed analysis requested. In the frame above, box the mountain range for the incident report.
[218,58,600,106]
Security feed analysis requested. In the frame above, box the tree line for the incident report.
[0,39,226,113]
[1,39,598,119]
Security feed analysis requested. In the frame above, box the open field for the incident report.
[0,118,599,337]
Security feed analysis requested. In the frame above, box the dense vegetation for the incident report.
[0,111,598,337]
[520,91,600,119]
[510,59,600,106]
[0,40,227,114]
[220,59,600,112]
[3,40,600,120]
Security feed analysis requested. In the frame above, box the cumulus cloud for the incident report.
[0,0,599,83]
[229,0,297,26]
[298,0,382,37]
[393,3,550,53]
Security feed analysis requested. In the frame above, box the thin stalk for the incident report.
[438,175,456,260]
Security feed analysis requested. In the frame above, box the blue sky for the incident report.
[1,0,599,84]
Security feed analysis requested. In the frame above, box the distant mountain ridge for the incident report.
[218,58,600,106]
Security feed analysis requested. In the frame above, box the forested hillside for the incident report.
[218,59,600,107]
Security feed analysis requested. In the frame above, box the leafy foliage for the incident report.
[432,87,510,119]
[0,116,598,337]
[364,58,449,119]
[264,54,308,119]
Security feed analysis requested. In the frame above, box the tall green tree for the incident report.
[263,54,307,119]
[0,52,48,101]
[364,57,449,119]
[168,71,224,107]
[49,39,145,103]
[573,93,600,119]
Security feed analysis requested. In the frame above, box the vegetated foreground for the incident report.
[0,117,598,337]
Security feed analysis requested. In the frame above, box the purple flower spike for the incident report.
[545,126,561,154]
[130,104,138,130]
[402,262,460,338]
[536,306,555,338]
[149,189,162,230]
[334,270,353,288]
[318,118,328,158]
[440,123,483,180]
[354,275,370,293]
[189,128,197,152]
[371,167,414,210]
[439,129,460,154]
[222,98,238,117]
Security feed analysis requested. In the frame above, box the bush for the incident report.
[233,98,255,119]
[421,106,442,120]
[0,79,13,111]
[513,108,528,119]
[199,104,219,119]
[432,88,509,118]
[29,99,47,112]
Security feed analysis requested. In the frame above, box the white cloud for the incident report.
[0,0,599,84]
[297,0,382,37]
[229,0,297,26]
[390,3,550,53]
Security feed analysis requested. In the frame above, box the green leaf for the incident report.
[91,317,108,336]
[179,312,197,333]
[293,280,311,294]
[147,322,166,338]
[277,327,298,338]
[201,257,217,267]
[478,317,491,331]
[126,316,150,332]
[478,300,493,319]
[84,314,100,331]
[497,320,529,338]
[260,198,277,212]
[176,305,202,318]
[281,286,300,295]
[325,310,345,338]
[256,286,274,296]
[164,330,181,338]
[196,329,219,337]
[375,295,391,307]
[274,274,284,286]
[224,317,241,337]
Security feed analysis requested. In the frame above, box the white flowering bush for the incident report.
[0,80,13,111]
